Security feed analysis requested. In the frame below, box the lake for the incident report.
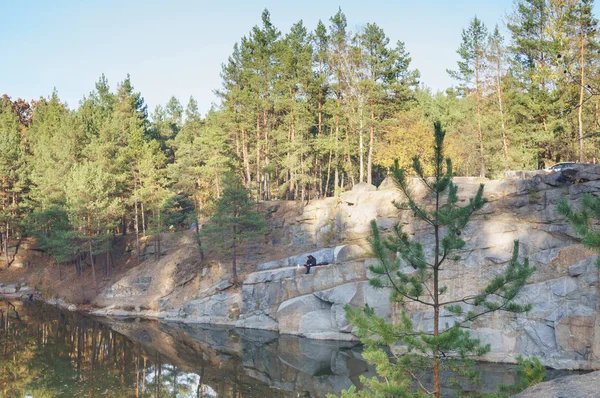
[0,300,578,397]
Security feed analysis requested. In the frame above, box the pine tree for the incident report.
[448,16,488,177]
[309,20,333,197]
[329,8,350,192]
[506,0,563,167]
[487,25,510,169]
[201,173,267,283]
[356,23,419,185]
[247,9,280,200]
[27,90,77,209]
[0,97,26,266]
[565,0,599,162]
[558,193,600,261]
[65,161,117,292]
[336,122,535,398]
[276,20,313,200]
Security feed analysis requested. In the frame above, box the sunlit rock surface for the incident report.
[515,370,600,398]
[90,165,600,369]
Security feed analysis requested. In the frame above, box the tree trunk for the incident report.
[476,58,485,178]
[289,105,295,200]
[105,233,110,278]
[433,186,441,397]
[242,130,251,186]
[232,226,237,283]
[325,150,332,198]
[195,213,204,261]
[88,214,98,294]
[3,222,8,267]
[121,194,127,235]
[317,160,322,199]
[368,106,375,185]
[359,99,364,184]
[141,202,146,237]
[318,102,323,136]
[578,33,586,163]
[495,58,509,167]
[263,108,270,201]
[335,92,341,194]
[433,301,440,398]
[334,166,339,195]
[156,208,161,260]
[256,114,261,200]
[134,175,140,264]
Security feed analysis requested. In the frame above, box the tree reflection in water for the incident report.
[4,300,577,397]
[0,300,373,397]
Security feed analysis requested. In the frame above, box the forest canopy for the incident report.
[1,1,599,267]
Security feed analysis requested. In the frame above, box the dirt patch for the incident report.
[0,202,319,309]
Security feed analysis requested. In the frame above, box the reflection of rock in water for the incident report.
[155,322,373,396]
[2,302,588,397]
[236,331,375,396]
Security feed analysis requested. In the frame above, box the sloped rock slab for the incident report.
[515,370,599,397]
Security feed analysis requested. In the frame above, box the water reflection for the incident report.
[0,300,375,397]
[0,300,581,397]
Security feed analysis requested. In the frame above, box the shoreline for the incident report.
[3,289,598,372]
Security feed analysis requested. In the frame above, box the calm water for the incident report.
[0,300,580,397]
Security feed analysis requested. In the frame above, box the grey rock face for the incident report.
[244,267,299,285]
[132,276,152,291]
[89,165,600,370]
[516,370,600,398]
[334,245,365,263]
[236,314,279,330]
[569,256,597,277]
[181,293,241,321]
[377,176,396,191]
[0,284,17,294]
[215,280,233,291]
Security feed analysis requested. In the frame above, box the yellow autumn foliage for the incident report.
[375,109,435,175]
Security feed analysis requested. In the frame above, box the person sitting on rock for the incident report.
[304,255,317,274]
[303,255,329,274]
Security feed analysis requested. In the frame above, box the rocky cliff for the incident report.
[90,165,600,370]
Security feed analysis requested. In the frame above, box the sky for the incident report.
[0,0,552,115]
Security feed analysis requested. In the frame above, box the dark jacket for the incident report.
[306,255,317,267]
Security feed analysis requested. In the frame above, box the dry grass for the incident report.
[0,212,318,306]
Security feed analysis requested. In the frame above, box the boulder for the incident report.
[377,176,396,191]
[339,183,376,205]
[568,256,597,277]
[353,182,377,193]
[182,293,240,320]
[276,294,332,335]
[236,314,279,331]
[215,280,233,291]
[555,311,596,357]
[18,285,30,293]
[334,244,365,263]
[516,370,600,397]
[0,285,17,294]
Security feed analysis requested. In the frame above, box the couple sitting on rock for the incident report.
[303,255,329,274]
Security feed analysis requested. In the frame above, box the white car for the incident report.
[545,162,577,172]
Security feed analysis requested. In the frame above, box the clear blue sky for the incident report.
[0,0,556,115]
